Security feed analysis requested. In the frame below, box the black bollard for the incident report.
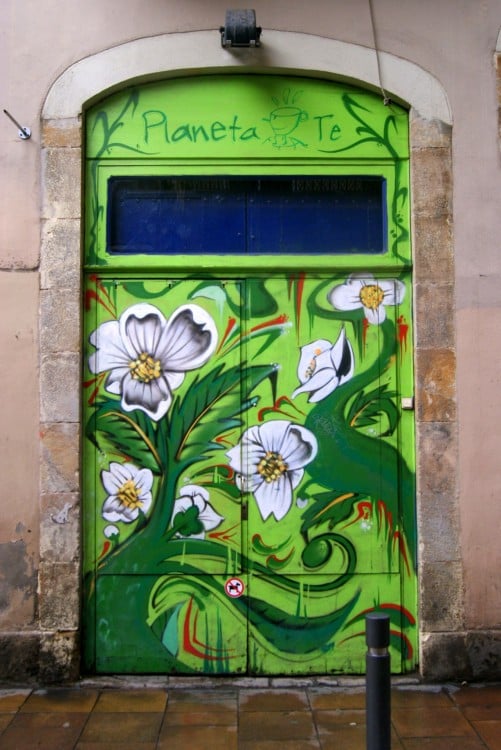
[365,613,391,750]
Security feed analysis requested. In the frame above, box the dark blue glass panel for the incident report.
[107,176,386,255]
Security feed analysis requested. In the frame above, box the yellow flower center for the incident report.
[304,347,323,379]
[257,451,288,483]
[117,479,143,510]
[359,284,384,310]
[129,352,162,383]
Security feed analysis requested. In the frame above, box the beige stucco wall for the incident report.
[1,0,500,680]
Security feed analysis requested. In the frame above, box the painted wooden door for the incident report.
[83,74,417,675]
[83,271,416,674]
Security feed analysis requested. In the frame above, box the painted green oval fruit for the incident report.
[302,537,332,568]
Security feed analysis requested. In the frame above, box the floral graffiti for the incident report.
[84,273,416,676]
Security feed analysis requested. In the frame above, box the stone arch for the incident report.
[39,30,456,680]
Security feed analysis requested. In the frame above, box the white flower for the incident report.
[172,485,224,539]
[226,420,318,522]
[101,462,153,523]
[292,328,354,403]
[328,274,405,325]
[103,524,119,538]
[89,303,218,421]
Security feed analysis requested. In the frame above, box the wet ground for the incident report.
[0,681,500,749]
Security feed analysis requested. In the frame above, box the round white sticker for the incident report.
[224,577,245,598]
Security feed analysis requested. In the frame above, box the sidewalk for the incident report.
[0,681,500,749]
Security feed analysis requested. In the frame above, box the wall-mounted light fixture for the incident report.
[220,9,262,48]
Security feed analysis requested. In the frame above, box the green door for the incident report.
[82,75,417,675]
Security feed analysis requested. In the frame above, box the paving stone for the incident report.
[470,721,501,750]
[157,724,237,750]
[239,689,309,711]
[392,706,476,738]
[80,711,163,743]
[308,688,365,710]
[21,689,98,713]
[93,689,168,713]
[239,710,316,742]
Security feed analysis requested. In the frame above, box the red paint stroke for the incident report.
[345,602,416,628]
[342,500,372,529]
[250,313,289,333]
[191,604,236,654]
[214,432,236,447]
[84,289,116,317]
[266,549,295,567]
[208,523,240,543]
[392,530,411,576]
[97,540,111,560]
[397,315,409,354]
[83,372,107,405]
[377,500,393,532]
[380,602,416,626]
[182,598,238,661]
[362,317,370,353]
[217,317,238,354]
[257,395,305,422]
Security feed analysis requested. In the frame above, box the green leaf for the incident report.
[300,491,360,533]
[347,384,399,436]
[168,362,276,468]
[86,401,161,472]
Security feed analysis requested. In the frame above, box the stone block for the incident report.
[40,218,81,291]
[40,493,80,563]
[0,632,40,682]
[465,630,501,681]
[416,348,456,422]
[411,147,452,218]
[419,560,464,631]
[417,422,457,495]
[414,283,455,349]
[409,113,452,149]
[40,352,80,422]
[39,630,80,683]
[420,632,470,681]
[41,148,82,219]
[39,561,79,630]
[42,118,82,149]
[40,289,81,354]
[412,213,453,282]
[40,422,79,493]
[0,539,38,628]
[417,491,460,563]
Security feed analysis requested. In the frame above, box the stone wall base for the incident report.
[0,631,79,684]
[1,630,500,684]
[421,630,501,682]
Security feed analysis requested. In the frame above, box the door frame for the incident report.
[38,32,458,681]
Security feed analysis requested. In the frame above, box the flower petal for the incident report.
[254,474,293,521]
[328,278,365,311]
[156,304,218,371]
[89,320,130,374]
[121,372,172,420]
[330,327,355,384]
[198,503,224,531]
[292,368,336,401]
[119,304,167,360]
[364,305,386,325]
[279,424,318,470]
[182,484,210,503]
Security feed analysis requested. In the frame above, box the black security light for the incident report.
[220,9,262,48]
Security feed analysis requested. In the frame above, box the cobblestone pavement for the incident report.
[0,681,500,749]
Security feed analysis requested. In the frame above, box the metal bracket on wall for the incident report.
[3,109,31,140]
